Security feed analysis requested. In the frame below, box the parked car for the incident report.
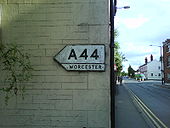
[135,73,146,81]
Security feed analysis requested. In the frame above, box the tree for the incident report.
[114,30,126,75]
[128,65,135,78]
[121,71,128,76]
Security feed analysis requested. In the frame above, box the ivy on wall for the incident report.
[0,43,33,104]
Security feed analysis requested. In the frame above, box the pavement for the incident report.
[154,83,170,89]
[115,83,150,128]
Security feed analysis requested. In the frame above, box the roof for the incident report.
[139,59,160,68]
[139,63,147,68]
[163,39,170,45]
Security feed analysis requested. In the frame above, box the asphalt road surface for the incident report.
[124,79,170,127]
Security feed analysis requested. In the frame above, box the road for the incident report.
[124,79,170,127]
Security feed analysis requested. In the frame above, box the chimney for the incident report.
[145,57,148,64]
[150,54,153,61]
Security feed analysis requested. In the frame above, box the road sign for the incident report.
[54,45,105,71]
[114,64,117,71]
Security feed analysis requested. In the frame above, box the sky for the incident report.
[115,0,170,72]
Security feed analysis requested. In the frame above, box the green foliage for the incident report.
[114,29,126,75]
[114,29,119,38]
[128,65,135,78]
[121,71,128,76]
[0,43,33,104]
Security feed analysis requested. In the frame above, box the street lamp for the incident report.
[116,6,130,9]
[149,45,164,85]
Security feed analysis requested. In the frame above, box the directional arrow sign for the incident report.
[54,45,105,71]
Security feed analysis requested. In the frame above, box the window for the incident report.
[151,73,153,76]
[158,66,160,70]
[167,56,170,66]
[168,73,170,80]
[167,45,170,52]
[158,73,161,76]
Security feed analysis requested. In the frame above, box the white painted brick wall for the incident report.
[0,0,110,127]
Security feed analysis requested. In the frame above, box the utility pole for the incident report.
[110,0,116,127]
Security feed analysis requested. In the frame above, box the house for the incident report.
[163,39,170,83]
[138,57,147,78]
[139,55,162,80]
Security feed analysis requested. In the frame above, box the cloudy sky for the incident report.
[115,0,170,71]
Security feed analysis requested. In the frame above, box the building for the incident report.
[138,57,147,78]
[163,39,170,83]
[147,59,162,80]
[139,55,162,80]
[0,0,110,128]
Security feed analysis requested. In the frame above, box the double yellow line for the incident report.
[125,85,168,128]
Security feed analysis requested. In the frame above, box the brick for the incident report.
[62,83,88,89]
[2,4,19,22]
[73,90,109,110]
[44,19,73,26]
[17,103,40,110]
[89,25,109,44]
[40,57,56,65]
[30,119,51,126]
[33,96,57,104]
[19,10,72,21]
[89,1,109,24]
[45,75,87,83]
[50,116,86,122]
[88,72,110,89]
[32,65,88,75]
[51,119,87,127]
[7,0,31,3]
[32,94,73,103]
[0,0,7,3]
[71,2,89,25]
[0,109,26,116]
[34,110,87,117]
[47,13,72,20]
[88,111,109,127]
[39,44,64,49]
[22,44,39,50]
[0,115,32,125]
[21,25,66,38]
[29,75,45,83]
[18,4,36,13]
[26,49,46,57]
[35,90,73,97]
[50,31,88,40]
[16,95,33,104]
[0,97,18,109]
[0,126,53,128]
[48,94,72,100]
[32,94,47,101]
[10,0,65,4]
[30,57,41,65]
[35,4,71,13]
[32,83,62,90]
[25,90,42,95]
[45,48,62,57]
[62,39,88,45]
[33,65,60,71]
[18,14,44,21]
[55,100,73,110]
